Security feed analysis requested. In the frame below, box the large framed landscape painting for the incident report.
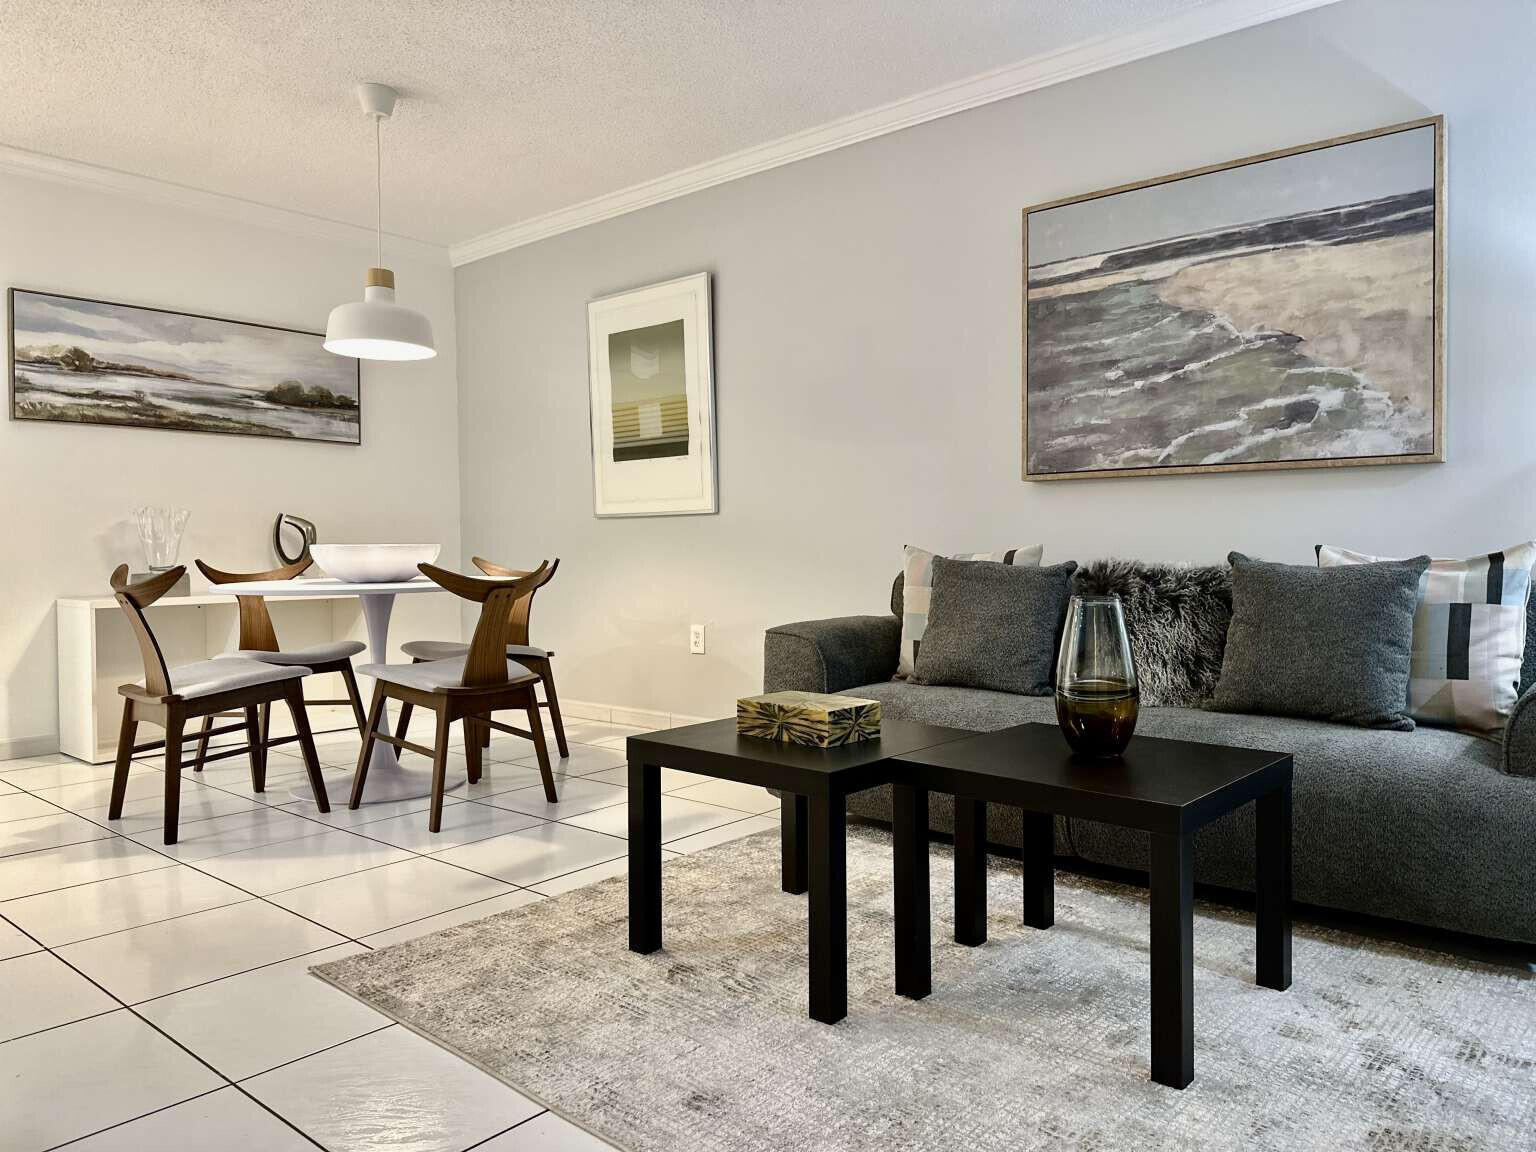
[9,289,361,444]
[587,272,716,517]
[1023,116,1444,480]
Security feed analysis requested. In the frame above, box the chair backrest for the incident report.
[419,562,551,688]
[110,564,185,697]
[471,556,560,647]
[195,557,312,652]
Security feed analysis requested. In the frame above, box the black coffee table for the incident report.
[889,723,1293,1089]
[624,718,971,1024]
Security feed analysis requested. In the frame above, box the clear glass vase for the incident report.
[1055,594,1139,758]
[134,506,190,572]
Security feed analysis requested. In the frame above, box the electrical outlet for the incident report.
[689,624,706,654]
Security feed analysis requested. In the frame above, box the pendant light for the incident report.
[325,83,436,361]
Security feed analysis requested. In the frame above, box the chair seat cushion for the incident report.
[229,640,366,666]
[401,640,550,662]
[140,658,307,700]
[360,656,536,693]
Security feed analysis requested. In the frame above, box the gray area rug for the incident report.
[314,827,1534,1151]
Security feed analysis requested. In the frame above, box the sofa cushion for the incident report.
[1059,705,1529,944]
[1319,541,1536,738]
[842,679,1536,944]
[896,543,1043,678]
[1213,551,1429,730]
[1070,559,1231,708]
[846,678,1058,732]
[915,557,1076,696]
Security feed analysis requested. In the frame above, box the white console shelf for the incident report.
[57,589,365,763]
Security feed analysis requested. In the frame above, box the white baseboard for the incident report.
[563,699,716,731]
[0,733,61,763]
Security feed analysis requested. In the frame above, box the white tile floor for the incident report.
[0,716,778,1150]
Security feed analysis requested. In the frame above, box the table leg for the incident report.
[292,591,467,806]
[1256,781,1293,991]
[628,761,662,954]
[954,797,987,946]
[1150,831,1194,1089]
[1022,809,1055,929]
[360,593,400,773]
[781,793,808,894]
[808,793,847,1024]
[893,783,930,1000]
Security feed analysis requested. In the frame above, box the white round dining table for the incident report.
[212,575,456,805]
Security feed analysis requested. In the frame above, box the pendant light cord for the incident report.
[374,114,383,269]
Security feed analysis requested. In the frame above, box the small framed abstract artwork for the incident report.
[9,288,360,444]
[587,273,716,516]
[1023,116,1444,480]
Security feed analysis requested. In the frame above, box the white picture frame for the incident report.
[587,272,717,517]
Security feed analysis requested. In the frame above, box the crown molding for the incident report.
[450,0,1340,266]
[0,144,450,267]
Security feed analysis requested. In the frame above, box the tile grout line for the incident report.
[0,913,329,1152]
[4,735,748,933]
[3,769,596,995]
[229,1021,397,1083]
[459,1110,552,1150]
[3,725,653,1148]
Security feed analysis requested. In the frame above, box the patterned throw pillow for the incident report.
[1317,542,1536,737]
[897,543,1043,678]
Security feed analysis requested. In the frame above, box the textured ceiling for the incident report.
[0,0,1222,247]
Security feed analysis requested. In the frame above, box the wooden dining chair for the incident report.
[107,565,330,844]
[350,562,556,832]
[194,556,368,768]
[393,557,568,760]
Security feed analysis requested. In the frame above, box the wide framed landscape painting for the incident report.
[9,289,361,444]
[1023,116,1444,481]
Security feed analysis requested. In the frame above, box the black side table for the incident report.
[892,723,1293,1089]
[625,719,970,1024]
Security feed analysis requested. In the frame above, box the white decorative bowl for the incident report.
[310,543,442,584]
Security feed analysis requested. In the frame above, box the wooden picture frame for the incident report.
[1023,116,1445,481]
[9,288,361,445]
[587,272,717,517]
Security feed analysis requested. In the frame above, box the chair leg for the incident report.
[536,659,570,759]
[350,686,387,809]
[393,701,414,745]
[192,714,214,772]
[108,700,137,820]
[464,716,483,785]
[337,662,368,735]
[285,682,330,813]
[525,689,558,803]
[260,701,271,760]
[429,709,452,833]
[163,712,186,846]
[245,705,266,792]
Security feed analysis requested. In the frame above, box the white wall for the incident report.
[0,172,462,755]
[453,0,1536,720]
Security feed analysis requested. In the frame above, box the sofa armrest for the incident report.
[1504,684,1536,776]
[763,615,900,695]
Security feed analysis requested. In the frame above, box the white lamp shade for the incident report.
[324,282,436,361]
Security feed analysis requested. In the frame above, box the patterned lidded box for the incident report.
[736,691,882,747]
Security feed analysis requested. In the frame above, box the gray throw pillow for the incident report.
[914,557,1078,695]
[1212,551,1430,730]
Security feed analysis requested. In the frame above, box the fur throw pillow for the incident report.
[1071,559,1232,708]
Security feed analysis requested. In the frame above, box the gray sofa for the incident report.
[763,576,1536,947]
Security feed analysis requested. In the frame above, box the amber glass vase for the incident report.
[1055,594,1139,758]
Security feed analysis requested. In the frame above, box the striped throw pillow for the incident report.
[897,544,1044,678]
[1317,542,1536,737]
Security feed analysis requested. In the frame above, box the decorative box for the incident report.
[736,691,882,747]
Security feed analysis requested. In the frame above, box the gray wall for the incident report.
[455,0,1536,719]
